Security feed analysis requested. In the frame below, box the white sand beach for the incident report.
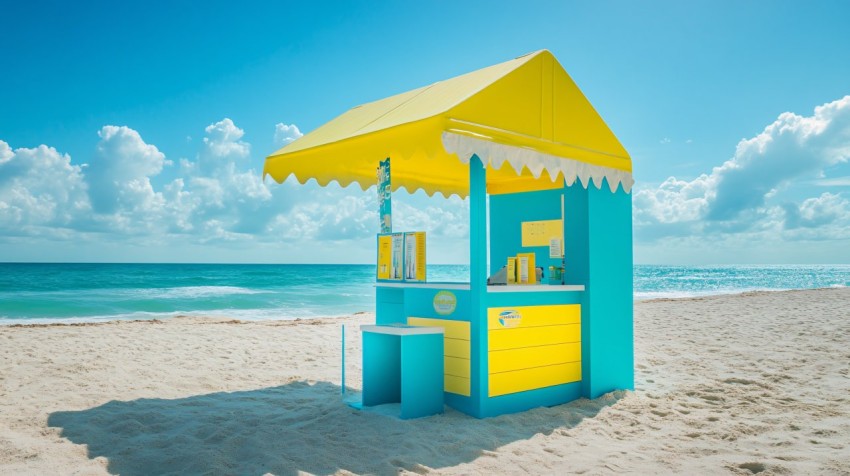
[1,288,849,475]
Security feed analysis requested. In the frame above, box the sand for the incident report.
[1,288,849,475]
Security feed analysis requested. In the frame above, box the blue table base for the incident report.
[361,326,444,419]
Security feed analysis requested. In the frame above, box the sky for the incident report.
[1,0,849,264]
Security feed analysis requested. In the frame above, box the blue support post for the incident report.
[469,154,488,417]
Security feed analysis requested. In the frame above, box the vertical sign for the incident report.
[376,234,392,280]
[403,231,427,282]
[377,158,391,234]
[391,232,404,279]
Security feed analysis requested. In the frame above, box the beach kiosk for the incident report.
[264,50,634,418]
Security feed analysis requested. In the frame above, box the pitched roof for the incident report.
[264,50,633,196]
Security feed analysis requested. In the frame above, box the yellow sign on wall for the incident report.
[521,219,563,247]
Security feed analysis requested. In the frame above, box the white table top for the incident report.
[376,282,471,290]
[375,282,585,293]
[488,284,585,293]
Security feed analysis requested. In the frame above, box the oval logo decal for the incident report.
[498,310,522,328]
[433,291,457,316]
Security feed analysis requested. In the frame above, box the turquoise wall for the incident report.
[564,179,634,398]
[376,287,404,325]
[489,189,564,281]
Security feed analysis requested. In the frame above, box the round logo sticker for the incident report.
[433,291,457,316]
[498,310,522,328]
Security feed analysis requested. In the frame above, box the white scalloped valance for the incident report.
[441,132,634,194]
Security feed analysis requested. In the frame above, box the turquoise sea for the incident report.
[1,263,848,324]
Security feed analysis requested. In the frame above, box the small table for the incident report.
[361,325,445,419]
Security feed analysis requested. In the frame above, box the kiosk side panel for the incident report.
[376,287,405,325]
[565,178,634,398]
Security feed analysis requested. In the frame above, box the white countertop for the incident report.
[361,324,445,336]
[488,284,585,293]
[376,282,471,290]
[375,282,584,293]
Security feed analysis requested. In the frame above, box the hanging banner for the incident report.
[377,158,391,234]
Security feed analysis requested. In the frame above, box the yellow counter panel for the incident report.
[408,317,471,396]
[490,362,582,397]
[487,302,580,329]
[487,304,581,397]
[489,342,581,373]
[489,324,580,351]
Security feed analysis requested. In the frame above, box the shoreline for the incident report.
[635,284,848,302]
[2,285,847,326]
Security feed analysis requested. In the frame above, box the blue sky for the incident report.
[2,1,849,264]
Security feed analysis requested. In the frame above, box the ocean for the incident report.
[1,263,848,324]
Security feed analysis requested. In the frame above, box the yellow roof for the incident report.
[264,50,633,197]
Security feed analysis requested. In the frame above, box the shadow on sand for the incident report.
[48,381,622,475]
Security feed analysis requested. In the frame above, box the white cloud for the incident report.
[635,95,850,244]
[264,187,377,242]
[393,198,469,239]
[174,119,282,239]
[0,140,90,235]
[1,120,277,241]
[0,119,467,262]
[200,118,250,175]
[813,176,850,186]
[274,123,303,147]
[782,193,850,234]
[86,125,166,217]
[707,95,850,220]
[660,137,671,144]
[633,175,710,225]
[0,141,12,162]
[314,195,377,240]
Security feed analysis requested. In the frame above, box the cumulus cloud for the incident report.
[274,123,303,147]
[0,141,12,162]
[86,125,166,215]
[782,193,850,232]
[1,120,277,240]
[199,118,250,175]
[635,95,850,242]
[314,195,377,240]
[1,118,471,262]
[266,189,377,242]
[393,199,469,239]
[176,118,281,238]
[0,140,90,235]
[707,96,850,220]
[633,176,710,225]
